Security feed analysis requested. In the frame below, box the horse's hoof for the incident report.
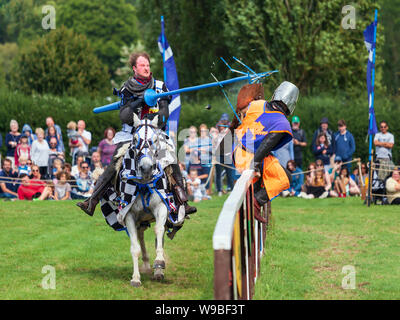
[130,280,141,287]
[140,266,152,275]
[153,268,164,281]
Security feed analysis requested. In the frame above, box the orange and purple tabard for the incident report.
[233,100,292,200]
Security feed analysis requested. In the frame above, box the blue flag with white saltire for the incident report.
[363,21,378,135]
[158,22,181,136]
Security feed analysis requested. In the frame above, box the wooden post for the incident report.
[214,249,232,300]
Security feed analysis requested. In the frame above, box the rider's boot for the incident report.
[76,164,116,216]
[170,164,197,215]
[253,178,268,224]
[76,143,125,216]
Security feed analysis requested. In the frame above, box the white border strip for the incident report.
[212,169,254,250]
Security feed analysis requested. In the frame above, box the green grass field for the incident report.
[0,197,399,300]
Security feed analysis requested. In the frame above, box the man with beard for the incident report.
[77,52,196,217]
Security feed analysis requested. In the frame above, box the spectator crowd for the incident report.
[1,114,399,205]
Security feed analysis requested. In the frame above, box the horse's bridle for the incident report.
[132,119,160,175]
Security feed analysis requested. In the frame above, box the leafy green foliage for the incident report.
[0,42,18,87]
[137,0,230,92]
[11,26,110,96]
[381,0,400,95]
[223,0,383,94]
[57,0,139,74]
[0,0,51,44]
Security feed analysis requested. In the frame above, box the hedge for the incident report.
[1,88,399,167]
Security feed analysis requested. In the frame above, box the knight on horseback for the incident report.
[77,51,196,218]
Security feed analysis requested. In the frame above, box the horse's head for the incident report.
[131,113,161,182]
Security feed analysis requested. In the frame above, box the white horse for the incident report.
[116,114,184,287]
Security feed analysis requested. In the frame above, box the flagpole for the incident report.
[367,9,378,207]
[161,16,167,84]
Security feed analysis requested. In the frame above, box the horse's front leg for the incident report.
[138,227,151,274]
[153,202,168,281]
[125,213,142,287]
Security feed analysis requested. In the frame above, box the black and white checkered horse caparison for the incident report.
[100,119,176,231]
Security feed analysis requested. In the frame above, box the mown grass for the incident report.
[254,197,400,300]
[1,197,399,300]
[0,198,226,300]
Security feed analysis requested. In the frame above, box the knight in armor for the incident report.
[224,81,299,221]
[77,52,196,217]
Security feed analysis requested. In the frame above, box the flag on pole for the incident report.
[363,19,378,135]
[158,17,181,136]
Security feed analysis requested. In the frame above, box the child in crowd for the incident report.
[17,155,31,176]
[14,135,30,167]
[67,121,80,158]
[186,168,208,202]
[51,158,64,179]
[54,171,72,200]
[282,160,303,197]
[333,167,360,197]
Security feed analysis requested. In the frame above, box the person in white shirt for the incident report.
[31,128,50,177]
[186,168,208,202]
[374,121,395,181]
[72,120,92,164]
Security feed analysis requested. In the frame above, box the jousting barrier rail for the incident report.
[213,170,271,300]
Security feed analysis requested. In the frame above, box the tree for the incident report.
[0,42,18,87]
[11,26,110,96]
[137,0,230,90]
[57,0,139,74]
[381,0,400,95]
[0,0,51,44]
[223,0,383,94]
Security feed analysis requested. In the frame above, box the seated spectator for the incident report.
[21,124,36,146]
[282,160,303,197]
[71,161,93,199]
[14,135,31,167]
[300,167,329,199]
[186,168,208,202]
[17,173,52,200]
[48,137,65,161]
[303,162,316,191]
[54,171,72,200]
[386,168,400,205]
[312,132,333,171]
[97,127,117,167]
[17,155,31,176]
[50,158,64,179]
[5,119,21,168]
[351,167,360,186]
[0,158,18,199]
[329,155,343,186]
[90,151,102,171]
[333,167,360,197]
[30,165,44,181]
[315,159,332,190]
[31,128,50,177]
